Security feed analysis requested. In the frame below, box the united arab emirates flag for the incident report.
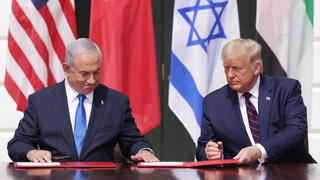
[256,0,313,120]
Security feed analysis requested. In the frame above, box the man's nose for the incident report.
[87,74,96,84]
[226,68,234,78]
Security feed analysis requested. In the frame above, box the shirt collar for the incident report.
[237,75,260,99]
[65,79,94,103]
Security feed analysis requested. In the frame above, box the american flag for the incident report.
[5,0,77,111]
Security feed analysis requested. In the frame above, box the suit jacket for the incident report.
[8,80,153,162]
[196,74,316,163]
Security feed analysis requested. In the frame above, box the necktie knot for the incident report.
[243,92,252,100]
[78,94,86,103]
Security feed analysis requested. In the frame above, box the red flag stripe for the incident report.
[4,72,28,111]
[38,5,66,63]
[8,33,45,91]
[46,0,76,46]
[58,0,77,38]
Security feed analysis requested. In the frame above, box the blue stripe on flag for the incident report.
[32,0,48,10]
[170,52,203,126]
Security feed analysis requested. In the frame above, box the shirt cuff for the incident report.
[256,143,268,163]
[138,148,154,155]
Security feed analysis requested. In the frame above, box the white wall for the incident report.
[0,0,319,162]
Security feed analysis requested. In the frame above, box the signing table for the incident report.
[3,163,320,180]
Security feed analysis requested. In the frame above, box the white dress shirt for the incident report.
[65,80,94,132]
[237,75,268,163]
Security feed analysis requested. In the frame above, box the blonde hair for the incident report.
[221,38,263,72]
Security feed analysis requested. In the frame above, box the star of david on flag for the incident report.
[169,0,240,144]
[178,0,227,52]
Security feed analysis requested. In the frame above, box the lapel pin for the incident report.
[266,96,271,101]
[101,100,104,104]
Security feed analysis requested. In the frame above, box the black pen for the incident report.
[52,156,70,160]
[209,139,222,150]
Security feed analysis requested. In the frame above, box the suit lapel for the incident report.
[225,87,252,147]
[52,80,79,159]
[80,85,108,158]
[258,75,272,141]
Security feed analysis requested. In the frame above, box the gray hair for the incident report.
[65,38,102,67]
[221,38,264,72]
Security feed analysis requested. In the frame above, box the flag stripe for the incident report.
[170,52,203,126]
[47,0,76,46]
[4,72,28,111]
[69,0,75,9]
[8,33,45,91]
[168,83,201,143]
[6,52,35,99]
[9,12,49,86]
[38,5,66,63]
[13,0,56,86]
[58,0,77,38]
[303,0,313,25]
[256,32,287,77]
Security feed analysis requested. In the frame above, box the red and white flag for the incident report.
[89,0,161,134]
[5,0,77,111]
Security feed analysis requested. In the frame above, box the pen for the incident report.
[37,145,70,160]
[52,156,70,160]
[209,139,222,150]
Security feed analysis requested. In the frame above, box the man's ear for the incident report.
[63,63,71,77]
[254,62,262,75]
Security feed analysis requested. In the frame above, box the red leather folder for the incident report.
[63,162,116,168]
[137,159,239,168]
[14,162,116,168]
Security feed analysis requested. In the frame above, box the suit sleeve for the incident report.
[117,96,153,158]
[7,95,40,162]
[196,96,217,161]
[260,80,308,161]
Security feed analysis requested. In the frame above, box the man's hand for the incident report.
[205,141,223,160]
[233,145,262,164]
[27,150,52,162]
[130,149,159,162]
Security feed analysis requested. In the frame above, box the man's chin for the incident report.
[229,85,242,93]
[81,87,96,94]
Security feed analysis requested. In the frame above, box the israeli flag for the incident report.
[169,0,240,144]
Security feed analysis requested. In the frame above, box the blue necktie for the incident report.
[74,94,86,157]
[243,92,261,143]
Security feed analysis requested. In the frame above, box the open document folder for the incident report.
[138,159,239,168]
[14,162,116,168]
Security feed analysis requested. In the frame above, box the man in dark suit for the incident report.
[8,38,159,163]
[196,38,316,164]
